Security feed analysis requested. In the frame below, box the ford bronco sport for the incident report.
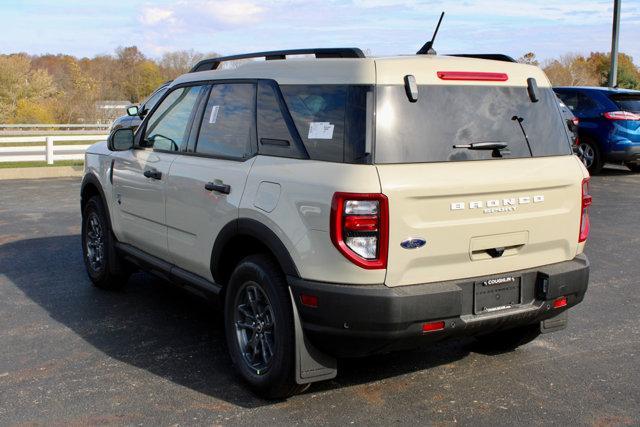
[81,48,591,398]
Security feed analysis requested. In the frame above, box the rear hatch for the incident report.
[374,57,587,287]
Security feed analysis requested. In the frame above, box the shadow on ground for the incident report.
[0,234,471,408]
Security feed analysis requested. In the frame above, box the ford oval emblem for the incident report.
[400,238,426,249]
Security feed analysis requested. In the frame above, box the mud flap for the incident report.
[540,310,568,334]
[289,290,337,384]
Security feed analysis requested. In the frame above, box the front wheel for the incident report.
[81,196,130,290]
[224,254,307,399]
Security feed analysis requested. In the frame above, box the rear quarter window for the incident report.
[280,85,371,163]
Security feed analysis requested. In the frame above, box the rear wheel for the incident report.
[625,163,640,173]
[81,196,130,290]
[224,254,307,399]
[576,139,603,174]
[472,323,541,353]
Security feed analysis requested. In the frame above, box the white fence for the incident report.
[0,134,108,164]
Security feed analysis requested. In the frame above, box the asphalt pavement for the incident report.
[0,167,639,425]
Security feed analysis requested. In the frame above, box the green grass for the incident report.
[0,160,84,169]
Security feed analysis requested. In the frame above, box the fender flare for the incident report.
[210,218,300,283]
[80,173,113,232]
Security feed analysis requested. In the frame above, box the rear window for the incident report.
[280,85,372,163]
[609,94,640,113]
[375,85,572,163]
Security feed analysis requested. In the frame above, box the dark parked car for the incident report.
[557,98,579,148]
[110,81,171,133]
[553,86,640,174]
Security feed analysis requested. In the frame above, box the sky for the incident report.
[1,0,639,64]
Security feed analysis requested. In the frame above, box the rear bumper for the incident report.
[607,143,640,163]
[288,255,589,357]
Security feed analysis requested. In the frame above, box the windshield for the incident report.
[609,94,640,113]
[375,85,572,163]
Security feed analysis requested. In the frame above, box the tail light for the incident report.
[572,117,579,127]
[330,192,388,269]
[603,111,640,121]
[579,177,592,243]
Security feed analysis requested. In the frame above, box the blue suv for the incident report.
[553,87,640,174]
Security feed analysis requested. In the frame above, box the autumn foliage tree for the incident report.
[0,46,209,123]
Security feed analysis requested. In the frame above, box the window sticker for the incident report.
[209,105,220,124]
[308,122,334,139]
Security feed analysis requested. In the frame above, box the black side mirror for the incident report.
[108,128,135,151]
[126,105,139,116]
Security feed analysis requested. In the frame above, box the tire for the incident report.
[625,163,640,173]
[224,254,307,399]
[576,139,603,175]
[472,323,541,354]
[81,195,130,290]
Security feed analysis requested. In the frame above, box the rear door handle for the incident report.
[204,181,231,194]
[143,169,162,180]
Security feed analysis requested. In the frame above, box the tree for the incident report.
[543,54,599,87]
[159,50,208,79]
[586,52,639,89]
[517,52,539,66]
[0,54,57,123]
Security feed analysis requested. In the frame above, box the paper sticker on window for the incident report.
[209,106,220,124]
[308,122,334,140]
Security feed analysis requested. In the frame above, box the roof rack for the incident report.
[449,54,517,63]
[189,48,366,73]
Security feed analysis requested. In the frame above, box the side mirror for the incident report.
[126,105,139,117]
[108,128,135,151]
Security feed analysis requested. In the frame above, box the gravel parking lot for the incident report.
[1,168,639,426]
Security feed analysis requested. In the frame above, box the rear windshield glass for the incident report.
[609,94,640,113]
[280,85,372,163]
[375,85,572,163]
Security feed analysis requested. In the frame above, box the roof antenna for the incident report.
[417,11,445,55]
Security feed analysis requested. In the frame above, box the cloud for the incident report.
[139,6,176,25]
[199,1,265,25]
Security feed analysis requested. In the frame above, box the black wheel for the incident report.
[224,254,307,399]
[472,323,541,354]
[81,196,130,289]
[576,139,603,174]
[625,163,640,173]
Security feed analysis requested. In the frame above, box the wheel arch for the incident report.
[211,218,300,289]
[81,173,113,231]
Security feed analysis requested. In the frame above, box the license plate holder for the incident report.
[474,276,521,314]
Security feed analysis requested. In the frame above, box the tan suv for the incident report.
[80,48,591,398]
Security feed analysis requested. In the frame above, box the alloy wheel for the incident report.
[233,282,276,375]
[85,212,105,272]
[577,143,595,169]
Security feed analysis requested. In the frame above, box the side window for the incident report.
[555,91,578,113]
[280,85,347,162]
[576,92,600,117]
[141,86,168,114]
[144,85,203,151]
[196,83,256,158]
[257,81,306,159]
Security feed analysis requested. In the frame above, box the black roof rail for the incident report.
[189,48,366,73]
[449,54,517,63]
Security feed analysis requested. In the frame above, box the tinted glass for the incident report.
[142,85,168,113]
[555,90,600,117]
[610,94,640,112]
[375,85,572,163]
[196,83,255,158]
[257,81,305,158]
[280,85,371,163]
[144,86,203,151]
